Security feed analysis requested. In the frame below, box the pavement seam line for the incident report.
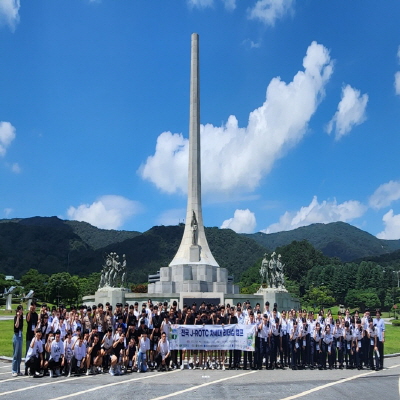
[278,365,400,400]
[148,370,258,400]
[0,374,94,395]
[47,369,181,400]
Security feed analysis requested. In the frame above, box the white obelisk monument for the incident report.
[169,33,218,268]
[148,33,237,295]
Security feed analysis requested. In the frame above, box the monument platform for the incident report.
[148,264,239,294]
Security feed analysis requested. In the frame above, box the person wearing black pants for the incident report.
[321,324,333,369]
[313,322,323,370]
[258,314,271,370]
[343,321,354,369]
[269,318,280,369]
[228,308,240,369]
[290,321,299,370]
[333,319,343,369]
[354,319,364,370]
[373,310,385,370]
[367,318,379,371]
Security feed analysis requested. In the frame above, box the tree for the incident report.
[47,273,78,305]
[345,289,381,311]
[20,269,49,301]
[302,285,336,308]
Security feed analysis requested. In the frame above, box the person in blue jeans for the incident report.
[12,305,24,377]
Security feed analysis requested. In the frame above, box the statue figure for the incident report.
[260,253,268,286]
[191,210,198,246]
[268,252,277,288]
[120,254,127,288]
[99,252,127,288]
[276,254,286,289]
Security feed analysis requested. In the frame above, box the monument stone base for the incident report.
[147,264,239,294]
[254,286,300,310]
[95,287,128,306]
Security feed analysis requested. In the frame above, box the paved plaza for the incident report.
[0,357,399,400]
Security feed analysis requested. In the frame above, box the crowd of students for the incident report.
[11,299,386,377]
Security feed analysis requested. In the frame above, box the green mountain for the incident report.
[1,217,400,284]
[0,218,268,283]
[244,222,400,262]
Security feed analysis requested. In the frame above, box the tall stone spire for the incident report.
[169,33,218,268]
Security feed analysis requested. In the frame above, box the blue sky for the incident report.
[1,0,400,239]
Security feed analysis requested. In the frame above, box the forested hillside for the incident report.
[245,221,400,261]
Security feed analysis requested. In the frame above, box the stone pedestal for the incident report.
[95,287,127,306]
[255,287,300,310]
[148,264,239,295]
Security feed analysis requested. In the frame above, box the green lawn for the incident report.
[384,324,400,355]
[0,319,398,358]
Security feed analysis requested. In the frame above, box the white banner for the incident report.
[169,324,255,351]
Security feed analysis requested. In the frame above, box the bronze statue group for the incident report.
[12,299,385,378]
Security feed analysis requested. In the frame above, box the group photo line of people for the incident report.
[11,299,386,378]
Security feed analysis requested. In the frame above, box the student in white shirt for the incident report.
[71,334,87,376]
[367,317,379,371]
[48,329,65,377]
[373,310,385,369]
[137,330,151,373]
[25,328,44,377]
[156,332,171,371]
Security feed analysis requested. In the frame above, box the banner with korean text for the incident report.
[169,324,255,351]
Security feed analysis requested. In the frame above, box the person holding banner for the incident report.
[217,307,227,370]
[229,308,240,369]
[244,312,256,370]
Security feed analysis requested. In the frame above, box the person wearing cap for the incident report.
[12,305,24,377]
[25,328,44,377]
[48,329,65,377]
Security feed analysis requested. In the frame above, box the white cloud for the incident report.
[140,41,333,196]
[222,0,236,11]
[67,195,141,230]
[187,0,214,8]
[263,196,367,233]
[0,121,16,157]
[377,209,400,239]
[369,180,400,210]
[248,0,294,26]
[11,162,21,173]
[221,209,256,233]
[4,208,13,217]
[395,71,400,96]
[242,38,261,49]
[0,0,20,31]
[326,84,368,140]
[156,208,186,226]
